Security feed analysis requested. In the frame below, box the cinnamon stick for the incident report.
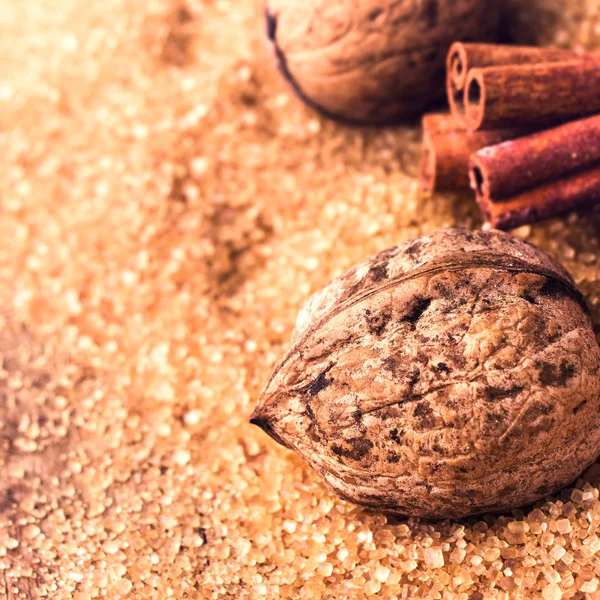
[446,43,583,123]
[470,114,600,202]
[464,59,600,131]
[421,113,462,136]
[476,166,600,230]
[419,113,521,193]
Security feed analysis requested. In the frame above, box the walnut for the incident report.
[265,0,501,125]
[251,228,600,519]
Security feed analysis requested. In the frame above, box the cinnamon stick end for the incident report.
[447,42,468,89]
[464,70,486,132]
[468,155,489,199]
[446,43,469,123]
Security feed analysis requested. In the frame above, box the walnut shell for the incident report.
[265,0,501,125]
[251,228,600,519]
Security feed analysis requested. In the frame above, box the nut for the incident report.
[251,228,600,519]
[265,0,501,125]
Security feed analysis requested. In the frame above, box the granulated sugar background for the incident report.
[2,1,600,599]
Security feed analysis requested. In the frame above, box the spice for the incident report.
[446,43,584,123]
[419,112,521,193]
[477,165,600,230]
[431,42,600,228]
[251,228,600,519]
[265,0,500,125]
[464,59,600,131]
[470,114,600,202]
[470,114,600,229]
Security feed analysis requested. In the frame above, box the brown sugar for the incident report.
[1,0,600,598]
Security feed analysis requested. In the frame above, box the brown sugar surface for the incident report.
[1,1,600,598]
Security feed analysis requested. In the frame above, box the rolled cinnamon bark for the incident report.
[477,165,600,230]
[419,113,521,193]
[464,60,600,131]
[421,113,463,135]
[446,43,583,123]
[470,114,600,202]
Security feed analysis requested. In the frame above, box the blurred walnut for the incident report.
[265,0,501,125]
[251,229,600,519]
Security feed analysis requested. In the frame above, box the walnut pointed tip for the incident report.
[249,413,267,430]
[249,408,292,450]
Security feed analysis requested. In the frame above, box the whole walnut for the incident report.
[265,0,501,125]
[251,229,600,519]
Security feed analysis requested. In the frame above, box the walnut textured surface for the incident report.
[252,229,600,519]
[265,0,501,124]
